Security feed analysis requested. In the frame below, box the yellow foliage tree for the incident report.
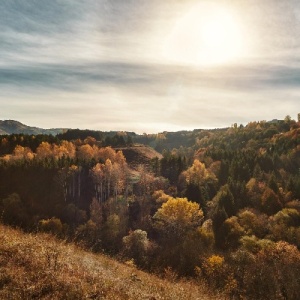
[77,144,95,161]
[36,142,52,159]
[153,196,205,274]
[154,197,204,236]
[183,159,217,186]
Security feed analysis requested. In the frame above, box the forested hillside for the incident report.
[0,116,300,299]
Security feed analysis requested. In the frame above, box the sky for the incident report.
[0,0,300,133]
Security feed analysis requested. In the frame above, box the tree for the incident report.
[183,159,217,187]
[75,220,101,250]
[268,172,279,193]
[56,165,79,202]
[223,216,244,249]
[90,198,103,227]
[1,193,29,227]
[153,196,204,274]
[36,142,53,159]
[261,187,282,215]
[212,185,235,217]
[104,159,113,199]
[200,255,228,291]
[237,209,269,238]
[91,163,105,202]
[269,208,300,246]
[53,141,76,159]
[210,205,228,249]
[13,145,34,160]
[236,241,300,299]
[181,159,217,208]
[77,144,94,161]
[284,115,292,123]
[246,178,264,209]
[122,229,150,267]
[102,214,123,253]
[111,160,127,200]
[154,197,204,237]
[97,146,116,162]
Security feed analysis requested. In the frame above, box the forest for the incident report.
[0,116,300,299]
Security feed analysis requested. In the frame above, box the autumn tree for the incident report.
[261,187,282,215]
[75,220,101,250]
[181,159,217,210]
[122,229,151,267]
[269,208,300,247]
[127,165,159,230]
[56,165,80,202]
[91,153,128,202]
[200,255,229,291]
[237,209,269,238]
[97,146,116,162]
[90,197,103,227]
[111,151,128,200]
[1,193,29,227]
[53,141,76,159]
[231,241,300,299]
[36,142,53,159]
[154,197,203,236]
[13,145,34,160]
[91,163,105,202]
[77,144,95,161]
[102,214,126,253]
[153,196,204,274]
[222,216,245,249]
[246,178,264,209]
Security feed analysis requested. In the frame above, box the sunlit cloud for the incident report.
[0,0,299,133]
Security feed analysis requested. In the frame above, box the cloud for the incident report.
[0,0,300,132]
[0,60,299,131]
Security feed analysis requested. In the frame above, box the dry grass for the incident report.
[115,145,163,170]
[0,224,223,300]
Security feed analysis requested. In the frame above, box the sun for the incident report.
[164,4,246,66]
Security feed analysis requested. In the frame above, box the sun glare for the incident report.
[164,4,247,66]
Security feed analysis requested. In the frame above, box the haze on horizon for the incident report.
[0,0,299,134]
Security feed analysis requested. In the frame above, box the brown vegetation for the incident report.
[115,145,163,170]
[0,116,300,299]
[0,224,222,300]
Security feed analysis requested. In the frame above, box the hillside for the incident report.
[0,224,221,300]
[0,116,300,299]
[115,145,163,170]
[0,120,65,136]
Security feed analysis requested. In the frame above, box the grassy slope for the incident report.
[0,224,223,300]
[115,145,163,169]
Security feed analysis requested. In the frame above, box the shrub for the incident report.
[122,229,150,268]
[201,255,228,290]
[38,217,63,236]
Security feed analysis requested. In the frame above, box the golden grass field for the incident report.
[0,224,224,300]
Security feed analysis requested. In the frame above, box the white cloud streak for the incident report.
[0,0,299,133]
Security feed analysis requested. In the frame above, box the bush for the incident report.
[1,193,29,227]
[122,229,150,268]
[75,220,101,251]
[201,255,228,290]
[38,217,63,236]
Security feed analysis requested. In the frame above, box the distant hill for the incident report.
[1,117,299,154]
[0,120,65,135]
